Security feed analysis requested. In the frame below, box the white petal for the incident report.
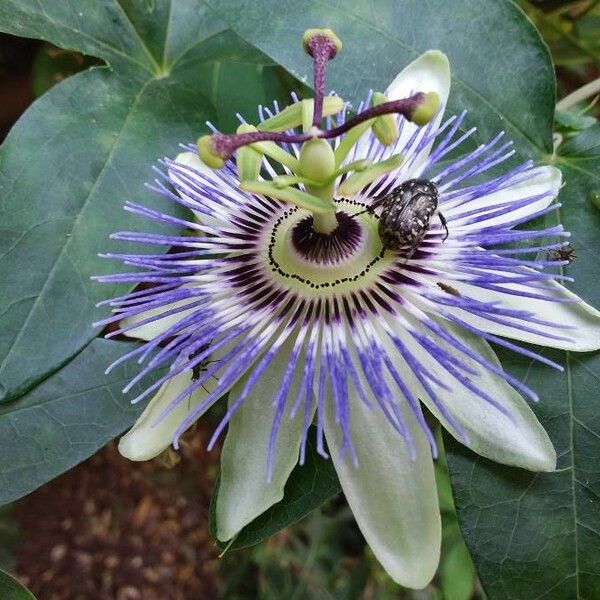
[169,152,239,228]
[425,277,600,351]
[323,376,441,589]
[444,166,562,230]
[120,295,199,341]
[215,338,308,542]
[118,369,218,461]
[349,50,451,176]
[385,317,555,471]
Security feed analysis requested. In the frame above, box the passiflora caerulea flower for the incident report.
[95,30,600,589]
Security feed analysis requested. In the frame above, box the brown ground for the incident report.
[12,426,222,600]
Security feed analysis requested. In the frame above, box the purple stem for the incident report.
[211,93,425,158]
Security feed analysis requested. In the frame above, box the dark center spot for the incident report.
[291,211,362,264]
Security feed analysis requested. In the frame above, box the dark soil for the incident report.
[12,427,222,600]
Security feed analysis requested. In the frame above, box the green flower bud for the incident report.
[371,91,398,146]
[410,91,440,126]
[298,138,336,183]
[197,135,224,169]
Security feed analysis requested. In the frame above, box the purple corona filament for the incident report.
[94,95,572,471]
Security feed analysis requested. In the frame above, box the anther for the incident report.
[197,135,224,169]
[371,92,398,146]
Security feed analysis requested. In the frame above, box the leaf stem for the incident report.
[556,77,600,111]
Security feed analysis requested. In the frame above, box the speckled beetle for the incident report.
[367,179,448,252]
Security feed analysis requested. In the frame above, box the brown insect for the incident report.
[546,244,576,264]
[437,282,461,297]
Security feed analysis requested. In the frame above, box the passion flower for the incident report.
[94,31,600,588]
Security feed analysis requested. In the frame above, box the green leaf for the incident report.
[205,0,555,155]
[440,541,475,600]
[30,43,99,97]
[209,428,340,551]
[554,122,600,312]
[555,109,597,133]
[0,569,36,600]
[0,1,292,402]
[0,338,161,506]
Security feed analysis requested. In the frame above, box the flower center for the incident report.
[265,199,396,294]
[291,210,362,265]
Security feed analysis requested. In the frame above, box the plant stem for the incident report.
[556,77,600,111]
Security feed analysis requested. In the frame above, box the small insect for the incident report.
[360,179,448,252]
[186,343,218,409]
[546,244,576,264]
[437,282,461,297]
[189,343,212,381]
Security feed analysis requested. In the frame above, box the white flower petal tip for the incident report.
[346,49,451,177]
[445,165,562,228]
[215,340,309,542]
[446,279,600,352]
[457,387,557,473]
[118,429,161,462]
[324,384,441,589]
[386,50,451,107]
[118,370,216,462]
[552,291,600,352]
[392,322,558,472]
